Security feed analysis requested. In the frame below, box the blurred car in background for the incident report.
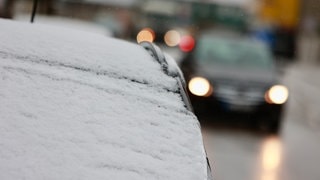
[134,0,193,49]
[181,31,289,133]
[0,19,213,180]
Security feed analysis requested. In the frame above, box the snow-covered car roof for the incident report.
[0,19,208,180]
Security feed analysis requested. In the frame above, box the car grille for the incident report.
[214,83,266,106]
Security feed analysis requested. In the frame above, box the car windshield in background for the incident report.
[196,36,274,69]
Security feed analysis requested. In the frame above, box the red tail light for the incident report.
[179,35,195,52]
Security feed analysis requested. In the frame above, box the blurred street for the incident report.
[201,62,320,180]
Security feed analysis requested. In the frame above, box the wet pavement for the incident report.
[201,63,320,180]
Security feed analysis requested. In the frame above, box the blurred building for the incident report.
[12,0,140,39]
[0,0,15,18]
[300,0,320,34]
[299,0,320,64]
[255,0,300,59]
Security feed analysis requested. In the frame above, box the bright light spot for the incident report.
[259,137,282,180]
[136,28,155,43]
[164,30,181,47]
[262,137,282,171]
[188,77,212,96]
[179,35,195,52]
[266,85,289,104]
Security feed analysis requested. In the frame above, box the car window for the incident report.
[196,36,274,69]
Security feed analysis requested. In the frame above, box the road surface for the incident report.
[201,63,320,180]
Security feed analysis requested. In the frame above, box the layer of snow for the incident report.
[0,19,207,180]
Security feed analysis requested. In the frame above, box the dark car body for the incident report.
[181,31,289,133]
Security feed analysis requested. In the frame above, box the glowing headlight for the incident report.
[265,85,289,104]
[188,77,212,97]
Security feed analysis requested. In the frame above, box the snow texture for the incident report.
[0,19,207,180]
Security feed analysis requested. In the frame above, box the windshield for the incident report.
[196,36,274,69]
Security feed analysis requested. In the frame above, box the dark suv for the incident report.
[181,31,289,133]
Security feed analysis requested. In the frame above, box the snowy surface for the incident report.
[0,19,207,180]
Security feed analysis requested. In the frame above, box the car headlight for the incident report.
[265,85,289,104]
[188,77,212,97]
